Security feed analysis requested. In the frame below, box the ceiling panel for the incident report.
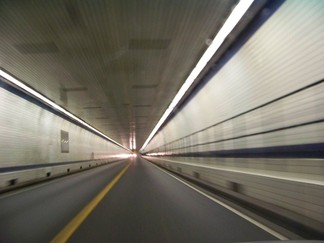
[0,0,238,149]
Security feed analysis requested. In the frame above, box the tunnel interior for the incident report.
[0,0,324,242]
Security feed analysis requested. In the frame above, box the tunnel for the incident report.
[0,0,323,242]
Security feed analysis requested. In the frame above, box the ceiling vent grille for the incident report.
[129,39,170,50]
[132,84,158,89]
[14,42,59,54]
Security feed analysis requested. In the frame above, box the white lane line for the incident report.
[0,177,62,200]
[148,161,288,240]
[0,161,125,200]
[150,157,324,186]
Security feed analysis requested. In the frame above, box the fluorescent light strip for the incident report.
[0,69,130,151]
[140,0,254,151]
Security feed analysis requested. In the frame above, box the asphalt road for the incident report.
[0,157,279,243]
[0,160,128,243]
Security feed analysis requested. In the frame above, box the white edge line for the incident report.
[0,160,126,200]
[148,160,288,240]
[149,157,324,186]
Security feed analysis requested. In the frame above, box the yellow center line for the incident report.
[51,162,131,243]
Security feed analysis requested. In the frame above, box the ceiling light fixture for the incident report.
[140,0,254,152]
[0,69,130,151]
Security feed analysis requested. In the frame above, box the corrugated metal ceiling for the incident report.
[0,0,238,149]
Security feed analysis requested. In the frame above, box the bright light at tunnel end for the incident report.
[140,0,255,152]
[0,69,130,152]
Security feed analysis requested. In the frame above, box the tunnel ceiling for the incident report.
[0,0,238,149]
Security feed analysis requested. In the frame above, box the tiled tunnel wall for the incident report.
[143,0,324,234]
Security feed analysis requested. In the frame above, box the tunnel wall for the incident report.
[143,0,324,234]
[0,79,129,191]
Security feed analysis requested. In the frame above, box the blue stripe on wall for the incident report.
[0,76,114,145]
[152,143,324,159]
